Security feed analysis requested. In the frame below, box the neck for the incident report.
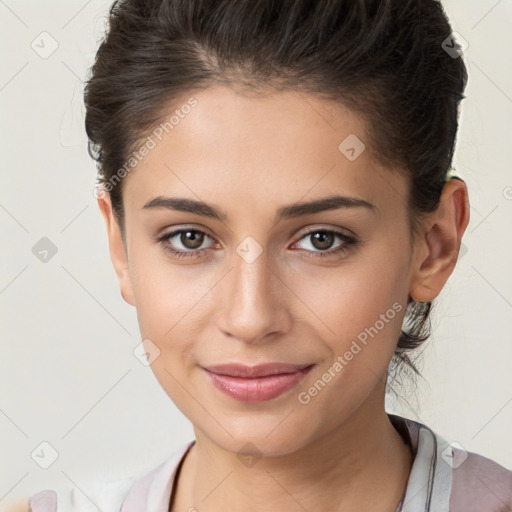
[172,383,412,512]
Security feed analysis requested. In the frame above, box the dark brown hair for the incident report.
[84,0,468,380]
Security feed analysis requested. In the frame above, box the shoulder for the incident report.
[395,414,512,511]
[1,499,31,512]
[22,441,195,512]
[449,446,512,511]
[24,476,136,512]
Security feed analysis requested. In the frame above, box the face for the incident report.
[99,85,457,457]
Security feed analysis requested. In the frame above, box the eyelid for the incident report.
[157,225,358,259]
[156,226,219,248]
[292,224,356,241]
[157,224,354,245]
[290,228,357,253]
[156,224,217,242]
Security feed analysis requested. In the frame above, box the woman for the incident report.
[19,0,512,511]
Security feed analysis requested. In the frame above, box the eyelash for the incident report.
[156,228,357,260]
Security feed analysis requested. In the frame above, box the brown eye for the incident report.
[309,231,336,250]
[293,229,357,259]
[178,230,205,249]
[157,228,217,259]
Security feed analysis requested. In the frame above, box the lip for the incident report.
[203,362,314,378]
[202,363,315,403]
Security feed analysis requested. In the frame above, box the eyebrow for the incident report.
[142,194,376,222]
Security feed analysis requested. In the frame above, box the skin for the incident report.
[94,85,469,512]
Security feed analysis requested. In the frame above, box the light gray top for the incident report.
[28,414,512,512]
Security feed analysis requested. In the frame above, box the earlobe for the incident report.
[97,192,136,307]
[409,178,470,302]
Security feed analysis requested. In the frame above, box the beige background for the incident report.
[1,0,511,505]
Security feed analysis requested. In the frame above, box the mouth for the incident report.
[201,362,315,403]
[203,362,314,378]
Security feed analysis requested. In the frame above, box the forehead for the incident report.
[123,85,408,219]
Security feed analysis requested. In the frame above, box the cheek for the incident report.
[296,246,408,332]
[291,257,408,427]
[130,256,207,409]
[128,241,209,336]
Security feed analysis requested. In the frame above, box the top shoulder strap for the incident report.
[28,490,57,512]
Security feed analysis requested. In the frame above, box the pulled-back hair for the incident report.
[84,0,468,380]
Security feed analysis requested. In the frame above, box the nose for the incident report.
[216,248,292,345]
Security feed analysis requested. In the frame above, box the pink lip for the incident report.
[202,363,315,403]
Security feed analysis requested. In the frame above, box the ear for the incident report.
[409,178,470,302]
[97,191,136,306]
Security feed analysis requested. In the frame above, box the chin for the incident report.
[194,413,319,459]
